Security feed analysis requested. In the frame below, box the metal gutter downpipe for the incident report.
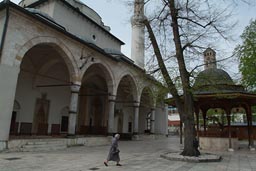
[0,0,10,61]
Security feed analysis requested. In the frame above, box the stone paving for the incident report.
[0,136,256,171]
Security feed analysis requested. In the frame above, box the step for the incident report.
[20,139,67,152]
[22,143,66,149]
[21,145,67,152]
[26,140,64,145]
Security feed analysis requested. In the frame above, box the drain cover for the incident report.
[89,167,99,170]
[5,157,21,161]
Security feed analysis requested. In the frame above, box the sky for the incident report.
[82,0,256,81]
[12,0,256,80]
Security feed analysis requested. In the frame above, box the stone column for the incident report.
[150,108,155,134]
[108,95,115,135]
[68,84,80,136]
[133,102,140,134]
[0,64,20,150]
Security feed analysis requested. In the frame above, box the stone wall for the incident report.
[199,137,239,151]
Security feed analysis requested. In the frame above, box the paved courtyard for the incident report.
[0,136,256,171]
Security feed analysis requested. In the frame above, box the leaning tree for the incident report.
[141,0,240,156]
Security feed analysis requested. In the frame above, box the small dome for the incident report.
[194,68,234,86]
[193,68,244,94]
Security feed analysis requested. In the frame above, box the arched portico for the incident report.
[139,87,155,134]
[12,41,77,136]
[15,37,78,79]
[78,63,114,135]
[115,74,138,135]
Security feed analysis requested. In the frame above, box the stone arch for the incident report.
[138,86,155,133]
[78,63,114,135]
[81,62,115,95]
[14,36,79,83]
[116,72,138,100]
[139,86,155,107]
[14,38,77,136]
[115,73,138,134]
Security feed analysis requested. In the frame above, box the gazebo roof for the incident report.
[193,68,245,94]
[194,92,256,110]
[167,48,256,110]
[166,92,256,107]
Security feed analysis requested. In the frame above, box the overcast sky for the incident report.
[12,0,256,79]
[82,0,256,80]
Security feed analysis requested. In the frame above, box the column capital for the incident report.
[108,94,116,102]
[71,84,80,93]
[133,101,140,108]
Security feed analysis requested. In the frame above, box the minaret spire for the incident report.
[131,0,145,69]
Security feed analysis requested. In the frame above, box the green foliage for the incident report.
[236,19,256,91]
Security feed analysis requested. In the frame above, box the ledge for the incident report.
[160,151,222,163]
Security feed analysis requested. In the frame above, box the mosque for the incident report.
[0,0,168,151]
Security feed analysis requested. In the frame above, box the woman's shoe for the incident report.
[104,162,108,167]
[116,163,122,166]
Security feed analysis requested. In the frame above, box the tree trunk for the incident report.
[180,91,199,156]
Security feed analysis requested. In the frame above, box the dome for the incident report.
[19,0,111,31]
[193,68,244,94]
[194,68,234,86]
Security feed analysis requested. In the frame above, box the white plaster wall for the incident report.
[154,107,167,135]
[41,64,71,125]
[0,64,20,140]
[50,1,121,52]
[65,0,102,26]
[122,107,134,133]
[15,69,71,128]
[15,72,38,123]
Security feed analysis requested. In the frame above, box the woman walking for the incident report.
[104,134,122,166]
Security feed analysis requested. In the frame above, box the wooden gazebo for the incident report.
[168,48,256,150]
[193,65,256,150]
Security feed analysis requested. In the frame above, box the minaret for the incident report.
[203,48,217,70]
[131,0,145,69]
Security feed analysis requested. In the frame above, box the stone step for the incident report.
[20,139,67,152]
[21,145,67,152]
[26,140,64,145]
[23,143,66,149]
